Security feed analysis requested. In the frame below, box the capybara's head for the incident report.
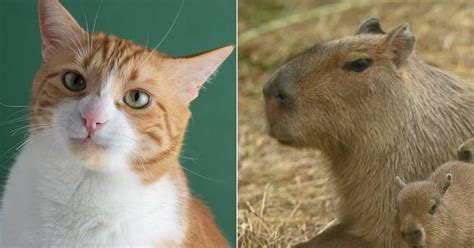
[395,174,453,248]
[457,138,474,162]
[263,18,415,149]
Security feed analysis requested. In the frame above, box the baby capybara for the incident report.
[396,161,474,248]
[264,18,474,247]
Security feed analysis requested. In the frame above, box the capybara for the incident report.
[263,17,474,247]
[396,161,474,248]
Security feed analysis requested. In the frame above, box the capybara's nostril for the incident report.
[263,80,291,105]
[401,229,423,242]
[412,229,422,238]
[263,71,290,101]
[275,93,290,105]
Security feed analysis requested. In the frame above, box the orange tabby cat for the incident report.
[0,0,233,247]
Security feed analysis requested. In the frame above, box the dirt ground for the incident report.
[237,0,474,247]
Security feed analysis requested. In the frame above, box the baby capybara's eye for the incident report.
[342,58,373,72]
[429,203,437,215]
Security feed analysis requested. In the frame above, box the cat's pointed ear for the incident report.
[173,45,234,105]
[38,0,85,61]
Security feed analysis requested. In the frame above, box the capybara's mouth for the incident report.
[267,124,296,146]
[276,138,295,146]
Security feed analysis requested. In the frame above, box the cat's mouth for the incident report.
[67,136,114,168]
[69,137,108,150]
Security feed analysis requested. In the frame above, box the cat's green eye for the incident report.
[124,90,151,109]
[63,71,86,92]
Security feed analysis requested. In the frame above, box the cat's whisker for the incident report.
[121,135,139,144]
[0,102,31,108]
[0,112,64,126]
[3,108,51,120]
[17,128,63,152]
[5,109,32,119]
[17,130,52,150]
[178,154,198,162]
[114,133,160,181]
[0,135,30,160]
[124,147,153,180]
[0,117,31,126]
[0,102,56,113]
[81,9,92,59]
[180,165,223,183]
[145,32,150,49]
[0,102,52,109]
[18,125,55,135]
[90,0,104,56]
[0,127,56,163]
[69,28,88,60]
[9,124,52,136]
[139,0,184,68]
[64,42,83,60]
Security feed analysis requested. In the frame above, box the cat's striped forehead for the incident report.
[76,32,166,86]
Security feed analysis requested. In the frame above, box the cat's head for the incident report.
[32,0,233,177]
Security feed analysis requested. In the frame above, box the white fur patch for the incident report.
[1,100,187,247]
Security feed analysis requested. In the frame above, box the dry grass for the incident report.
[238,0,474,247]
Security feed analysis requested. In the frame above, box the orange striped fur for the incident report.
[29,0,233,246]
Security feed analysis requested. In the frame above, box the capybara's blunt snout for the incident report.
[263,70,297,144]
[263,72,291,107]
[401,228,424,247]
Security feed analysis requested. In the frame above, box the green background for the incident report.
[0,0,236,245]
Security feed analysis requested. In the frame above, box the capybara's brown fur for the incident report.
[396,161,474,248]
[457,138,474,163]
[263,18,474,247]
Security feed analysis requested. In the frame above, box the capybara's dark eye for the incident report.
[457,149,471,162]
[429,203,437,215]
[343,58,373,72]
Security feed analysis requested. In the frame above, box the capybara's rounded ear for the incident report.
[383,24,416,66]
[355,17,385,35]
[396,176,406,190]
[440,173,453,196]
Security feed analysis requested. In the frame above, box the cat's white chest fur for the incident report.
[1,134,187,248]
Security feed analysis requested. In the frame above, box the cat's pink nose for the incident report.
[81,111,108,133]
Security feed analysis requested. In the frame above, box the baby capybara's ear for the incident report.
[383,24,416,66]
[439,174,453,196]
[355,17,385,35]
[395,176,407,190]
